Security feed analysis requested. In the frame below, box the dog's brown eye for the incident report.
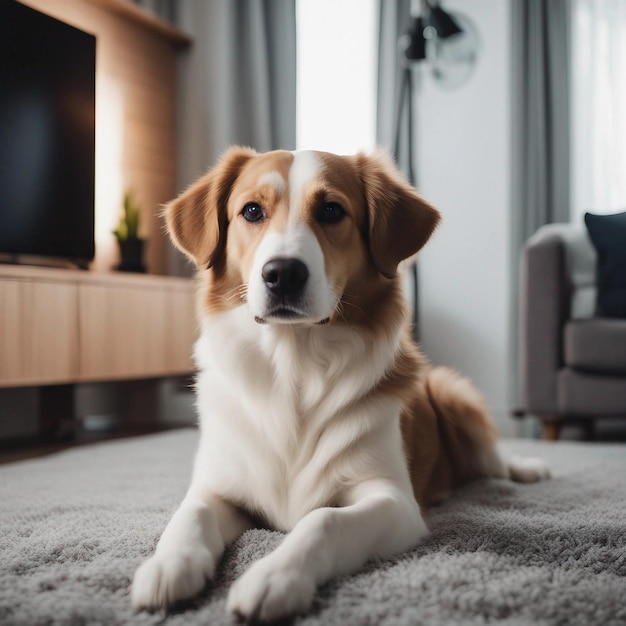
[319,202,345,223]
[242,203,265,223]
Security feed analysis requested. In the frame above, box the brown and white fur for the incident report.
[132,147,549,621]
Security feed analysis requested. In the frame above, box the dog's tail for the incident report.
[425,366,549,485]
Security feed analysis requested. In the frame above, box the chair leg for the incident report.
[543,420,562,441]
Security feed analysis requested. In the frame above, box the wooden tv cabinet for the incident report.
[0,265,197,388]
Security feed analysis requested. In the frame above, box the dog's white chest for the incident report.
[194,338,337,528]
[192,307,401,531]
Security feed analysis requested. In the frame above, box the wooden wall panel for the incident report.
[19,0,189,276]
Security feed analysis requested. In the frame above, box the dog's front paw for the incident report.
[132,546,215,610]
[508,456,551,483]
[227,557,316,622]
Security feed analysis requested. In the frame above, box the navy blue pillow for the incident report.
[584,211,626,318]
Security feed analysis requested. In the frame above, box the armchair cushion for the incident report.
[564,319,626,375]
[584,211,626,318]
[558,369,626,415]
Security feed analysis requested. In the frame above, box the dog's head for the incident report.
[166,147,440,325]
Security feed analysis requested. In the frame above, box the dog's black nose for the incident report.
[262,258,309,295]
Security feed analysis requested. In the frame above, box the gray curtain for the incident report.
[512,0,570,244]
[376,0,412,177]
[166,0,297,274]
[510,0,570,414]
[175,0,297,180]
[132,0,176,22]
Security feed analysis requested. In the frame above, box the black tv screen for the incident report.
[0,0,96,264]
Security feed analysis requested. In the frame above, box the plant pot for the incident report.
[116,238,146,273]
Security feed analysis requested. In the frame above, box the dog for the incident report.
[132,147,549,621]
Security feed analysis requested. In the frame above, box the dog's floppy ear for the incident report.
[165,146,257,269]
[356,149,441,279]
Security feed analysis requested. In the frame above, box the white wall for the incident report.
[416,0,517,435]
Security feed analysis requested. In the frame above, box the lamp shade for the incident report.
[428,6,462,39]
[403,16,427,61]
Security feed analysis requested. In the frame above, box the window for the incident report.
[571,0,626,221]
[296,0,377,154]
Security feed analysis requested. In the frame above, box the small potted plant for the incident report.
[113,192,146,272]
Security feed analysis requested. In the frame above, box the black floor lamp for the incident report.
[392,62,420,340]
[393,0,475,341]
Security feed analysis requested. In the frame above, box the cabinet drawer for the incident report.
[0,279,79,386]
[165,284,196,372]
[78,284,171,380]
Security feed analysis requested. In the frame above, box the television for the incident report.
[0,0,96,267]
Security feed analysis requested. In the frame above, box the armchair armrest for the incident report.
[521,226,573,414]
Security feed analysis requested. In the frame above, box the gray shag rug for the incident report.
[1,429,625,626]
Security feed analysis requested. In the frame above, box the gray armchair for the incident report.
[521,223,626,440]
